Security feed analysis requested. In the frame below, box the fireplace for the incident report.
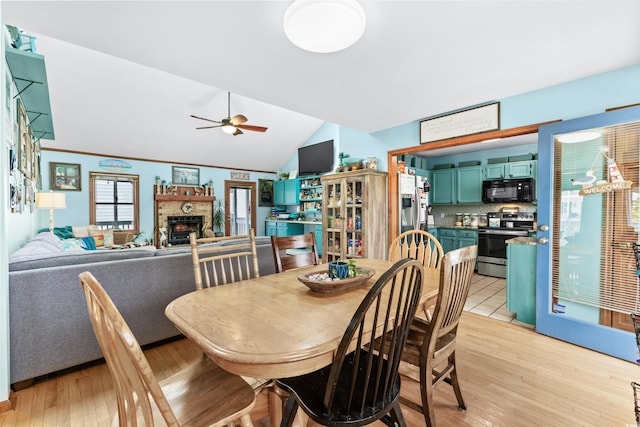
[167,216,203,245]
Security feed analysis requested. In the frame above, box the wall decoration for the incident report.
[9,148,16,176]
[50,162,82,191]
[259,179,274,207]
[99,158,133,172]
[172,165,199,186]
[231,171,250,180]
[420,102,500,144]
[17,98,31,179]
[33,140,42,189]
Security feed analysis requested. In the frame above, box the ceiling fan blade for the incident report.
[191,114,222,124]
[236,124,268,133]
[196,125,222,130]
[229,114,248,125]
[233,128,243,136]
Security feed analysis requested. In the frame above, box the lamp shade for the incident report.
[284,0,366,53]
[36,191,66,209]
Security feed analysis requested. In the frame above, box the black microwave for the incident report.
[482,178,535,203]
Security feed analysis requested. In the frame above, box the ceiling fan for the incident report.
[190,92,268,136]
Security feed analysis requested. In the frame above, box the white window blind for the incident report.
[90,173,138,231]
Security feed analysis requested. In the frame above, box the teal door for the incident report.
[537,105,640,362]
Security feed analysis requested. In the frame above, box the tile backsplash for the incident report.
[430,203,537,227]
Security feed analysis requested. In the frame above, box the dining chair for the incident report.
[275,258,424,427]
[389,230,443,319]
[190,229,260,289]
[271,232,319,273]
[399,245,478,427]
[189,229,272,404]
[78,271,256,427]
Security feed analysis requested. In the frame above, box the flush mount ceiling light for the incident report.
[284,0,366,53]
[557,131,603,144]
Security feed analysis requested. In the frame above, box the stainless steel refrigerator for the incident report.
[398,172,429,233]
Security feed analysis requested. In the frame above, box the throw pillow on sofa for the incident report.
[37,226,74,240]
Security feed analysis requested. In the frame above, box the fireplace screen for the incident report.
[167,216,203,245]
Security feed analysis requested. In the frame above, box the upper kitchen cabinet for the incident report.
[456,165,483,204]
[5,25,55,140]
[484,159,537,179]
[274,179,300,206]
[431,168,456,204]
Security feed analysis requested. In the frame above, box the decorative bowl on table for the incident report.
[297,268,375,294]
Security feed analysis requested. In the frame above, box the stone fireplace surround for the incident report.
[154,185,215,247]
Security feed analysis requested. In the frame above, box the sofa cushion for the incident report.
[9,245,157,272]
[9,232,64,263]
[37,226,75,240]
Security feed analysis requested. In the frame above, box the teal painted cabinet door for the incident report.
[506,243,536,324]
[484,164,505,179]
[283,179,300,205]
[507,160,537,178]
[456,166,483,203]
[431,169,455,204]
[274,181,286,205]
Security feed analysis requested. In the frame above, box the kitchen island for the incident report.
[506,236,537,325]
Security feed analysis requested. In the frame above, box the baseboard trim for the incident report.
[0,391,15,414]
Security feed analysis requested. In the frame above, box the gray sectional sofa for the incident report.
[8,232,276,387]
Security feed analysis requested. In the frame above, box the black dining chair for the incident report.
[275,258,424,427]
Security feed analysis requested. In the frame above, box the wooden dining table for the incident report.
[165,258,439,380]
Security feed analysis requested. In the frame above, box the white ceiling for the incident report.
[3,1,640,172]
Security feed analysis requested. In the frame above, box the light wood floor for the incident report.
[1,312,638,426]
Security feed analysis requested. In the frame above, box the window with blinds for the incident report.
[552,120,640,319]
[89,172,139,231]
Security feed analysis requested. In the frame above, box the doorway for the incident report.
[536,105,640,361]
[224,180,257,237]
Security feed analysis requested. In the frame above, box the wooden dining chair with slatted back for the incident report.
[190,229,260,290]
[388,230,443,320]
[189,229,272,402]
[399,245,478,427]
[78,271,256,427]
[276,258,424,427]
[271,232,319,273]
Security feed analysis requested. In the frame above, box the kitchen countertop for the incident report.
[266,218,322,225]
[506,236,537,245]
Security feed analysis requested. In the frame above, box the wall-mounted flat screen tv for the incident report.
[298,139,334,175]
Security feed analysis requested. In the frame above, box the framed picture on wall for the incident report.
[259,179,274,207]
[50,162,82,191]
[172,165,199,186]
[17,99,31,179]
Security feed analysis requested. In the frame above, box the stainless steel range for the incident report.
[477,212,536,278]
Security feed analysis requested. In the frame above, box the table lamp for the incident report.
[35,191,66,232]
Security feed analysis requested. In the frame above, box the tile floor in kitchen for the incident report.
[464,273,534,328]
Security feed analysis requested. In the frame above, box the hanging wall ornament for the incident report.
[574,146,633,196]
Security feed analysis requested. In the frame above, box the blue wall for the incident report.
[285,65,640,174]
[40,151,278,240]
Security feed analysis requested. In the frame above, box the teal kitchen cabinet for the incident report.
[274,179,301,206]
[273,181,286,205]
[315,224,322,255]
[506,160,537,178]
[431,169,456,205]
[284,179,300,205]
[506,242,537,324]
[456,166,483,203]
[457,229,478,248]
[436,228,477,254]
[484,160,537,180]
[265,221,277,236]
[438,228,457,253]
[484,163,506,179]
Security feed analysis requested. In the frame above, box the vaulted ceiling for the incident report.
[3,1,639,171]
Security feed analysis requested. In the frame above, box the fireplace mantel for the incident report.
[154,185,216,247]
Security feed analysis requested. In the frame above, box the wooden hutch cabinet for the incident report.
[321,170,387,263]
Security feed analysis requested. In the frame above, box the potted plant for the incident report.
[213,199,225,237]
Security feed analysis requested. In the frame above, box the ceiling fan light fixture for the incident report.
[221,124,237,134]
[284,0,366,53]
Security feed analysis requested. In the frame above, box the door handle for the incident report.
[538,237,549,245]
